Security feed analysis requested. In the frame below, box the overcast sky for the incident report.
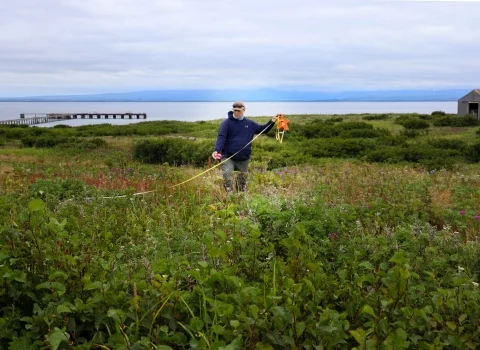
[0,0,479,97]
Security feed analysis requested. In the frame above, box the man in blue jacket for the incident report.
[212,101,279,192]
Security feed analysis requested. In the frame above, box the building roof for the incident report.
[458,89,480,102]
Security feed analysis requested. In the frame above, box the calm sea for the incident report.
[0,101,456,127]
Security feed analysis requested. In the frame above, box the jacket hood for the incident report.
[228,110,244,121]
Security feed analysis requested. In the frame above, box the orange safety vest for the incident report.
[277,115,290,132]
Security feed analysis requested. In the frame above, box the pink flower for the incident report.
[460,210,466,216]
[475,215,480,220]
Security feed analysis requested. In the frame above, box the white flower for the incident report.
[458,266,465,272]
[472,282,479,288]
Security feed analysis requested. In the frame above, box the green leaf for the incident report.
[337,269,348,281]
[8,336,37,350]
[28,199,46,212]
[84,281,102,290]
[249,304,259,319]
[293,283,303,294]
[49,271,69,281]
[36,282,66,296]
[215,230,227,242]
[212,325,225,335]
[350,328,366,345]
[230,320,240,328]
[446,321,457,331]
[361,304,376,318]
[13,271,27,283]
[198,261,209,268]
[107,308,126,325]
[157,346,173,350]
[217,303,234,317]
[459,314,467,323]
[385,328,409,349]
[203,231,214,244]
[0,250,9,262]
[359,261,374,270]
[389,251,407,265]
[189,317,204,332]
[57,304,72,314]
[296,322,306,337]
[46,327,70,350]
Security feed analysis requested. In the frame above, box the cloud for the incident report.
[0,0,479,96]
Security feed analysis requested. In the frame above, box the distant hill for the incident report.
[0,88,471,102]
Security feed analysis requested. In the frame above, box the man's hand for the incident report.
[272,113,281,123]
[212,151,221,160]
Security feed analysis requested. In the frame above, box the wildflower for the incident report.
[328,232,339,241]
[473,282,479,288]
[460,210,466,216]
[458,266,465,272]
[475,215,480,220]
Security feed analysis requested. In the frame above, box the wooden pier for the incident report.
[0,113,147,126]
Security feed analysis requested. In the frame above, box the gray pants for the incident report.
[221,158,249,192]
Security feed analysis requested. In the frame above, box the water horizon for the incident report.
[0,101,457,127]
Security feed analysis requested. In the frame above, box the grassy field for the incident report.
[1,113,480,349]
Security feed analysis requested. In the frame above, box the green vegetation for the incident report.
[1,112,480,349]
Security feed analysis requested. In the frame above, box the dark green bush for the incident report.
[431,110,446,116]
[133,138,211,166]
[364,147,405,163]
[21,135,72,148]
[339,128,390,139]
[376,135,408,147]
[433,116,480,127]
[29,178,94,201]
[362,114,389,120]
[327,117,344,123]
[399,129,421,138]
[428,138,467,151]
[336,121,374,131]
[397,118,430,130]
[65,138,108,150]
[465,141,480,162]
[304,138,376,158]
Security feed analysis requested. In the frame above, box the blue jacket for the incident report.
[214,111,275,161]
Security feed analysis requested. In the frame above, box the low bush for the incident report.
[433,116,480,127]
[133,138,211,166]
[362,114,389,120]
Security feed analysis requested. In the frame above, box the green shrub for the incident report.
[431,110,446,116]
[400,129,421,138]
[336,121,374,131]
[364,146,405,163]
[339,128,390,139]
[133,138,211,166]
[304,138,376,158]
[465,141,480,162]
[21,135,72,148]
[433,116,480,127]
[28,178,94,201]
[428,138,467,151]
[362,114,389,120]
[397,118,430,130]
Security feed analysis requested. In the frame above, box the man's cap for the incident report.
[232,101,245,110]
